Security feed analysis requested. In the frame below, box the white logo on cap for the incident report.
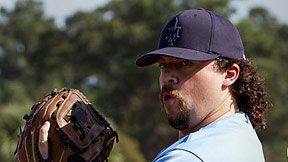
[165,17,182,45]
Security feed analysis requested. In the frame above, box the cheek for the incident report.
[181,77,206,103]
[203,73,224,94]
[181,72,223,106]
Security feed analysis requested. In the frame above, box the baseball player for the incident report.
[34,8,270,162]
[136,8,270,162]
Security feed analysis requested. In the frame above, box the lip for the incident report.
[162,92,175,104]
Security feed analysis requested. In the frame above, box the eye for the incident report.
[158,63,166,69]
[180,61,193,66]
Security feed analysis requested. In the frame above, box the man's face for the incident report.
[158,56,225,131]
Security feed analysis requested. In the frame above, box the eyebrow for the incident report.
[157,57,165,62]
[157,59,167,63]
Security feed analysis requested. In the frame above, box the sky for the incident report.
[0,0,287,27]
[230,0,288,24]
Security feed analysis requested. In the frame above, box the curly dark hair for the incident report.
[215,58,271,131]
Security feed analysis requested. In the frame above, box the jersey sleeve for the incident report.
[153,149,203,162]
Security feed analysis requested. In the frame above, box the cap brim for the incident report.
[136,47,218,67]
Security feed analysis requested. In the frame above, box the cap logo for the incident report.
[165,17,182,46]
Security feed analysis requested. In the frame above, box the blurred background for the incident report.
[0,0,287,161]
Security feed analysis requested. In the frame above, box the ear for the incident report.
[222,63,240,88]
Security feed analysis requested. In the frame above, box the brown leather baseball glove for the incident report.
[14,88,118,162]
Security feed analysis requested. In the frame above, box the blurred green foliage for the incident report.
[0,0,287,161]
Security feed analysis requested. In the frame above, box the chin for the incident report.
[166,110,190,131]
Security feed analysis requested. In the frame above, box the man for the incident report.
[37,8,270,162]
[135,8,270,161]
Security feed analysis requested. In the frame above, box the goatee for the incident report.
[166,108,190,130]
[160,85,190,130]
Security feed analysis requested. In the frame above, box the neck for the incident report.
[178,93,239,139]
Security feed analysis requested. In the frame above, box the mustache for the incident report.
[161,85,175,94]
[159,84,186,111]
[160,85,182,100]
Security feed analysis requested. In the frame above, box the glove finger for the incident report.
[38,121,50,159]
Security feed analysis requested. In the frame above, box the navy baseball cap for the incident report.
[136,8,245,67]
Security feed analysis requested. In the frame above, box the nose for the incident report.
[167,75,178,84]
[160,69,179,88]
